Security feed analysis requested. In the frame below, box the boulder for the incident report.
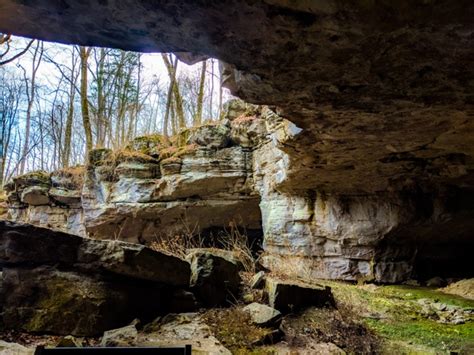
[186,249,242,306]
[13,170,50,188]
[100,325,138,347]
[440,278,474,300]
[1,266,180,336]
[0,340,33,355]
[265,277,334,313]
[243,302,281,327]
[0,221,191,287]
[20,186,49,205]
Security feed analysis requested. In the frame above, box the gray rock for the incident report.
[186,249,242,306]
[0,221,191,287]
[101,325,138,347]
[20,185,50,205]
[265,277,334,313]
[49,187,81,205]
[187,124,230,149]
[0,340,33,355]
[243,302,281,327]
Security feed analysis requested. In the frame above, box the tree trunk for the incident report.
[162,54,179,137]
[79,46,93,153]
[194,60,207,125]
[19,40,43,174]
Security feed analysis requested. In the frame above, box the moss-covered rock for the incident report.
[13,170,51,188]
[51,166,85,190]
[186,123,231,149]
[88,148,113,167]
[127,134,169,157]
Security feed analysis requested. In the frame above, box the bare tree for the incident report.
[79,46,93,153]
[0,34,35,66]
[18,40,43,174]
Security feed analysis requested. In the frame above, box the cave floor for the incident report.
[1,282,472,354]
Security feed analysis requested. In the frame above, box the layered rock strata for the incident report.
[5,101,474,283]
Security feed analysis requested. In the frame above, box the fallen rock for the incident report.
[186,249,242,306]
[0,220,191,286]
[20,186,49,205]
[243,302,281,327]
[251,271,266,289]
[1,266,171,336]
[0,221,195,336]
[101,325,138,347]
[0,340,34,355]
[426,277,447,288]
[139,313,231,354]
[265,277,334,313]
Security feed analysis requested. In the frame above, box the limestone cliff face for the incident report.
[6,102,473,283]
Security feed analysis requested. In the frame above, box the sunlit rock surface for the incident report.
[5,103,474,283]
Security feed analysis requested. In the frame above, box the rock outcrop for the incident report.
[4,101,474,283]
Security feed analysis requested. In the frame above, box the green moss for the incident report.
[319,281,474,353]
[377,285,474,309]
[365,318,474,352]
[13,170,51,187]
[127,134,169,155]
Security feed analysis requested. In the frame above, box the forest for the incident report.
[0,34,228,187]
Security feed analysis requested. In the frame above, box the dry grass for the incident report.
[159,146,179,160]
[160,156,182,165]
[202,307,275,353]
[173,144,198,158]
[112,149,160,164]
[149,219,256,272]
[53,165,85,189]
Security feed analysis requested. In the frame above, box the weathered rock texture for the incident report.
[5,102,474,283]
[0,221,194,336]
[1,1,473,283]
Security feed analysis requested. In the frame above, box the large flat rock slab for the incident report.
[0,221,190,286]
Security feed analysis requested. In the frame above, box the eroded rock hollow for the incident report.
[1,0,473,283]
